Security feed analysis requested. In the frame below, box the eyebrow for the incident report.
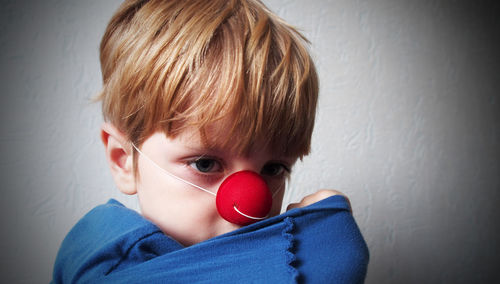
[182,143,226,157]
[180,137,297,164]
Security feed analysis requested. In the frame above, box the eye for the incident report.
[189,158,222,173]
[261,163,289,177]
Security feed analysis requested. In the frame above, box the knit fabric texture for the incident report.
[52,195,369,283]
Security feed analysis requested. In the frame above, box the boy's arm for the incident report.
[92,195,369,283]
[285,193,368,283]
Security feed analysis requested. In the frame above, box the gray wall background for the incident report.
[1,0,499,283]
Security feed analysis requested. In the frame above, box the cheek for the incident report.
[137,183,219,243]
[267,178,287,212]
[136,161,232,241]
[270,187,285,216]
[136,161,211,217]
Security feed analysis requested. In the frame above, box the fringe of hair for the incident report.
[97,0,318,169]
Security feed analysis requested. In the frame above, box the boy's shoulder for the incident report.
[52,199,182,283]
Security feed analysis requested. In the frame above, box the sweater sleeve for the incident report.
[53,196,369,283]
[287,196,369,283]
[52,199,183,283]
[211,194,370,283]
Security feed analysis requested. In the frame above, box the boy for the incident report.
[53,0,369,282]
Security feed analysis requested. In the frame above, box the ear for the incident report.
[101,122,137,195]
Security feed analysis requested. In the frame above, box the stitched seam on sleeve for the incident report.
[282,217,299,283]
[105,230,164,275]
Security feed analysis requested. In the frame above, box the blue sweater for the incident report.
[52,195,369,283]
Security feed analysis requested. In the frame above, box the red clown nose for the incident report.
[216,171,272,226]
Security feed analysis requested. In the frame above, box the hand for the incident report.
[286,189,351,212]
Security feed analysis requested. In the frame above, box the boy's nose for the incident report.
[215,170,272,226]
[230,162,262,175]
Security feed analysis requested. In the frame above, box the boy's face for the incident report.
[134,126,296,246]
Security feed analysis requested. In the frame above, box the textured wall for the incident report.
[1,0,498,283]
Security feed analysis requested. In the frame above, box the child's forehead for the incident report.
[172,123,257,153]
[166,121,295,160]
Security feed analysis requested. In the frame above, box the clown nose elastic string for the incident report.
[132,144,278,226]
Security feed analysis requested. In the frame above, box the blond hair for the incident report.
[98,0,318,163]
